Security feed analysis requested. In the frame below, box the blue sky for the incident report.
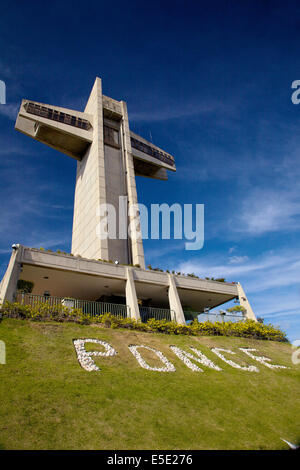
[0,1,300,340]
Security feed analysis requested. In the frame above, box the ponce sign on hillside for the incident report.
[73,339,289,373]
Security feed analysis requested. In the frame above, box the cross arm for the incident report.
[130,131,176,181]
[15,100,93,160]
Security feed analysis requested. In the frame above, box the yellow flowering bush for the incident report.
[0,301,287,342]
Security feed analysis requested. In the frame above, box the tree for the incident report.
[226,305,246,315]
[17,279,34,293]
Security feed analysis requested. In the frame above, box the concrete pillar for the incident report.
[125,268,141,321]
[168,274,186,325]
[0,245,22,303]
[236,282,257,321]
[120,101,145,269]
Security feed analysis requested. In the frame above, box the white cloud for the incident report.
[173,248,300,339]
[235,188,300,236]
[144,241,185,260]
[0,59,17,79]
[129,102,217,122]
[228,255,249,264]
[175,248,300,293]
[0,144,31,156]
[260,306,299,319]
[0,103,19,120]
[25,237,70,250]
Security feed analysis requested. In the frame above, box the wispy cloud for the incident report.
[228,255,249,264]
[0,195,72,238]
[260,305,299,319]
[129,102,217,122]
[233,188,300,236]
[176,248,300,293]
[144,241,186,261]
[23,236,70,250]
[0,248,12,254]
[0,103,19,120]
[0,143,32,157]
[173,247,300,339]
[0,63,12,78]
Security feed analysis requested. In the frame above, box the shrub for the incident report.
[0,302,288,342]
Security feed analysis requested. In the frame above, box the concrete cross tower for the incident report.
[15,77,176,269]
[0,76,257,323]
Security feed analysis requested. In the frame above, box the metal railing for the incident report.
[184,311,246,323]
[139,306,174,323]
[17,293,130,319]
[218,314,245,323]
[24,101,92,130]
[131,136,175,168]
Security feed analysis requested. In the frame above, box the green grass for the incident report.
[0,318,299,450]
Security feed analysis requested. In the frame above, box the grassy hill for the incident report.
[0,318,299,450]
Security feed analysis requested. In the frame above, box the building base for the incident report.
[0,245,257,323]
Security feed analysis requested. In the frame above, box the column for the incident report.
[236,282,257,321]
[168,274,186,325]
[0,245,22,303]
[125,268,141,321]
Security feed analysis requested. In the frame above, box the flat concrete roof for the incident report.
[17,246,237,310]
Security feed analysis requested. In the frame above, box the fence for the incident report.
[16,293,130,319]
[139,306,174,323]
[184,311,246,323]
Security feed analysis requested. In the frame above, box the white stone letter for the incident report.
[239,348,288,369]
[128,344,176,372]
[211,347,259,372]
[73,339,117,371]
[170,345,222,372]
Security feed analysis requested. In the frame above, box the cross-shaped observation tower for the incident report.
[15,77,176,269]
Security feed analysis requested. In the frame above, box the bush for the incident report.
[0,301,288,342]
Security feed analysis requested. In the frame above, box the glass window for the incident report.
[104,125,120,147]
